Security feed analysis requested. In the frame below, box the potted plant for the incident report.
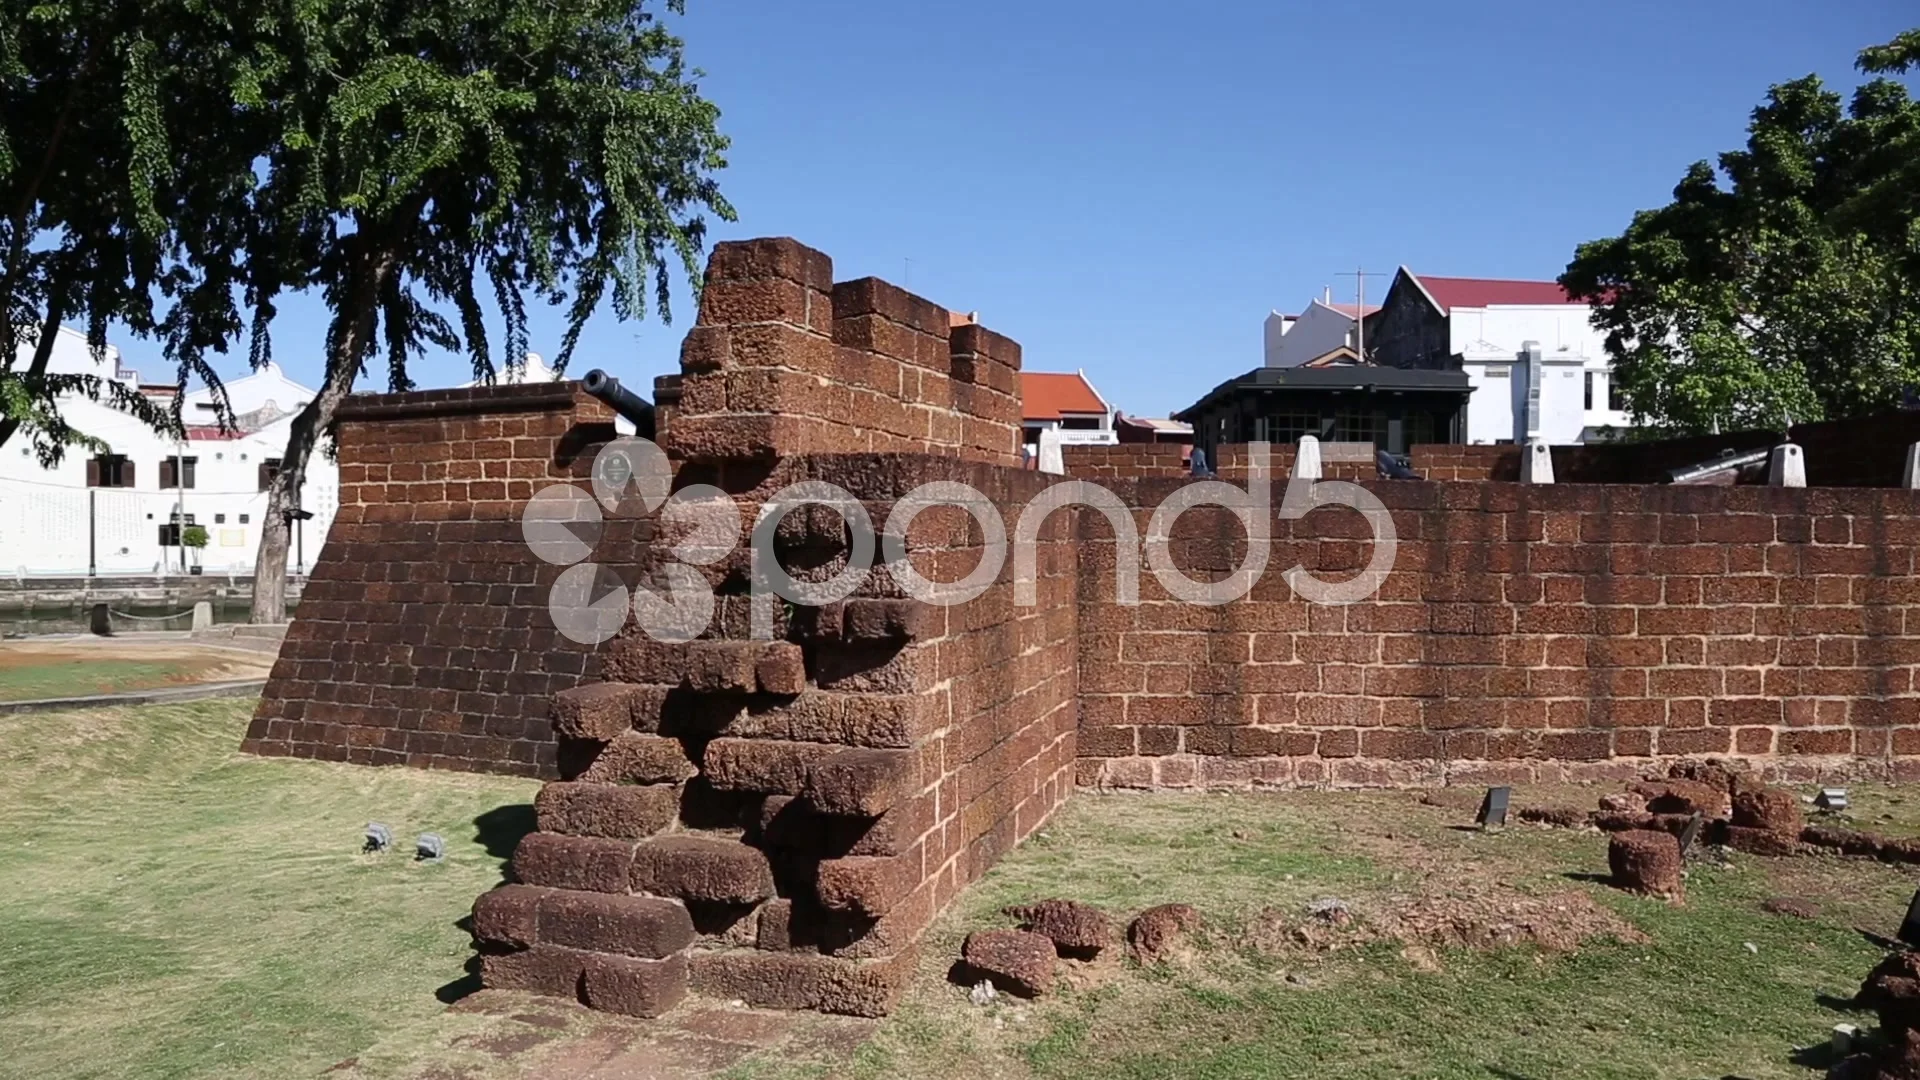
[181,525,209,575]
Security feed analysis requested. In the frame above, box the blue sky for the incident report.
[116,0,1916,421]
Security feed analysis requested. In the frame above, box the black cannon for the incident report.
[1666,446,1771,486]
[581,369,657,439]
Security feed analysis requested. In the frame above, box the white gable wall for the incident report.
[1265,301,1357,368]
[1448,304,1634,442]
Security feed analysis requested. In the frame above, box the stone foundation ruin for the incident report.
[245,235,1920,1017]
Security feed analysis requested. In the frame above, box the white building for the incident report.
[1366,270,1636,445]
[1263,294,1379,369]
[0,327,337,577]
[1017,370,1117,473]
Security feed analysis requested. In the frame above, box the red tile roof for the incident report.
[1411,274,1575,312]
[1020,372,1106,421]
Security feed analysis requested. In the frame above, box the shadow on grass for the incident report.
[474,803,536,862]
[436,952,484,1005]
[1788,1039,1843,1070]
[1561,871,1615,886]
[434,804,536,1005]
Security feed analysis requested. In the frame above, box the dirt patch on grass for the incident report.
[1244,886,1647,960]
[0,640,273,701]
[1761,897,1822,919]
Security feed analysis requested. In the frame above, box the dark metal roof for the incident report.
[1175,365,1475,423]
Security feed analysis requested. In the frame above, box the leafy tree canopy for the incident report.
[1562,28,1920,435]
[233,0,733,620]
[0,0,262,465]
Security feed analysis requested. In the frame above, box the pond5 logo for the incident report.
[522,438,1399,646]
[521,436,739,645]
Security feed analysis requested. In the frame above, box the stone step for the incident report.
[472,884,697,960]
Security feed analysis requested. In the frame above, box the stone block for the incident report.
[534,781,679,839]
[687,947,917,1017]
[1608,829,1682,898]
[576,732,698,785]
[815,854,917,918]
[630,835,776,905]
[803,748,918,817]
[552,683,640,740]
[687,641,760,692]
[704,737,839,795]
[961,929,1055,997]
[479,944,587,998]
[510,833,635,894]
[471,884,548,949]
[536,890,697,959]
[1731,787,1805,836]
[1004,899,1114,958]
[579,951,689,1018]
[756,642,807,696]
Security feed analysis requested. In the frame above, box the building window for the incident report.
[157,512,197,547]
[1333,410,1387,447]
[1584,372,1594,411]
[1059,417,1100,431]
[215,514,226,524]
[159,455,198,489]
[239,514,250,525]
[1608,377,1625,412]
[1406,412,1437,447]
[87,454,134,488]
[258,457,282,491]
[1262,411,1321,445]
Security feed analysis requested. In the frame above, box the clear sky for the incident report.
[113,0,1916,423]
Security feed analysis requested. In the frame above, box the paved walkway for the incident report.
[436,991,876,1079]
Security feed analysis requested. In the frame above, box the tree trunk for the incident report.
[250,247,396,623]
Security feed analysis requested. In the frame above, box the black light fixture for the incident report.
[1476,787,1510,830]
[364,822,392,853]
[416,833,446,862]
[283,506,316,576]
[1815,788,1849,812]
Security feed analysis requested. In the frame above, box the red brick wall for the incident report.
[243,384,629,775]
[1077,479,1920,788]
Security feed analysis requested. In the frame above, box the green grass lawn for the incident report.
[1,697,1910,1080]
[0,699,538,1080]
[722,789,1907,1080]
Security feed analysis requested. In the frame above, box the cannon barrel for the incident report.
[581,369,656,439]
[1666,446,1770,485]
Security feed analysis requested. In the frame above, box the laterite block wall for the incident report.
[1078,480,1920,789]
[243,383,629,775]
[469,238,1076,1016]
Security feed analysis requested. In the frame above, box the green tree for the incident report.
[1562,29,1920,435]
[0,1,262,464]
[236,0,731,622]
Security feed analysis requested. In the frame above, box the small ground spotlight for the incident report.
[416,833,446,862]
[364,822,392,853]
